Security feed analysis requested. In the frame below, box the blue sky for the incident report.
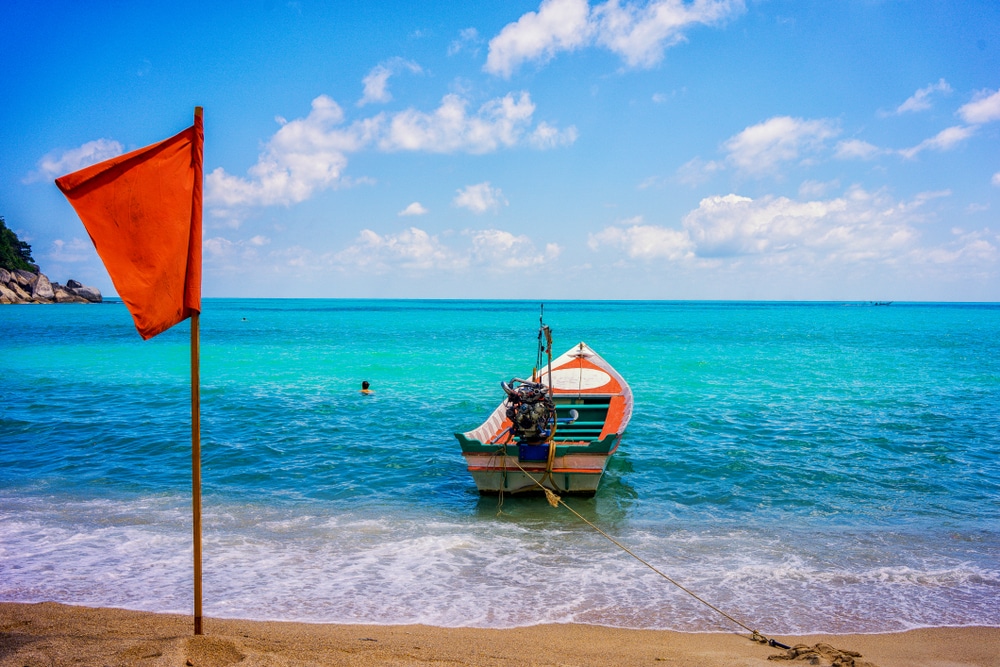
[3,0,999,300]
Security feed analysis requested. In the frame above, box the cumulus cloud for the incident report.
[592,0,743,68]
[675,157,725,185]
[993,172,1000,187]
[449,27,483,56]
[454,182,508,213]
[207,91,573,216]
[331,226,560,274]
[334,227,458,272]
[957,88,1000,125]
[899,125,976,159]
[467,229,561,269]
[591,187,967,268]
[204,234,270,257]
[588,215,694,259]
[379,91,576,153]
[892,79,951,115]
[485,0,592,77]
[399,202,429,216]
[529,121,579,148]
[834,138,882,160]
[798,179,839,198]
[359,66,393,106]
[485,0,743,77]
[202,235,275,275]
[206,95,373,210]
[24,138,124,183]
[45,238,95,263]
[358,58,422,106]
[723,116,840,175]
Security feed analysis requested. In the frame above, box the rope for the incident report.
[504,456,785,648]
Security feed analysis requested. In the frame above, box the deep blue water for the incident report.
[2,299,998,632]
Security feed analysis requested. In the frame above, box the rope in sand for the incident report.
[503,456,789,650]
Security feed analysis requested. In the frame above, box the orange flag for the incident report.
[56,111,203,339]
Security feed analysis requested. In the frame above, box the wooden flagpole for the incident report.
[192,310,202,635]
[191,106,204,636]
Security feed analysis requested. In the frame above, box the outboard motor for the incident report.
[501,378,556,444]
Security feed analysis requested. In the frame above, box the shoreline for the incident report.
[2,602,998,666]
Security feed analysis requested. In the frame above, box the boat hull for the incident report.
[463,436,621,496]
[457,342,632,496]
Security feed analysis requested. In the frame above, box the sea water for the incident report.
[1,299,998,633]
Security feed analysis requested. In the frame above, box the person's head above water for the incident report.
[361,380,373,394]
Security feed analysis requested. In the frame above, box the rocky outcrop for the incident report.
[0,267,101,305]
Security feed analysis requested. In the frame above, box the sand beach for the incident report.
[2,602,998,667]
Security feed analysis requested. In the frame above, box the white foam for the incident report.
[2,494,998,632]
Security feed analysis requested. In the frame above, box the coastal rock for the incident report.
[0,282,18,304]
[32,273,55,301]
[12,269,34,288]
[70,284,102,303]
[0,268,101,305]
[8,280,30,301]
[53,285,89,303]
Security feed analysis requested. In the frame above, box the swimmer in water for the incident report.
[361,380,374,395]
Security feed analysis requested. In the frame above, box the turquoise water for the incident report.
[2,299,998,633]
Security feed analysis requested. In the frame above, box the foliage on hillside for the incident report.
[0,216,35,272]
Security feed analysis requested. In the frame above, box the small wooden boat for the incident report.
[456,319,632,496]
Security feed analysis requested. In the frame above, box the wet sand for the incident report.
[1,602,997,666]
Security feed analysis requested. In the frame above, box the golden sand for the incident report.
[1,602,997,667]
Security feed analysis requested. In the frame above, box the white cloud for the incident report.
[912,227,998,268]
[992,172,1000,187]
[592,187,961,268]
[399,202,429,216]
[834,138,882,160]
[359,66,392,106]
[332,226,561,275]
[529,121,579,148]
[206,95,374,210]
[958,88,1000,125]
[588,216,694,260]
[798,179,839,198]
[25,138,124,183]
[682,193,854,258]
[449,27,482,56]
[335,227,459,273]
[899,125,976,159]
[892,78,951,114]
[467,229,561,269]
[593,0,744,68]
[485,0,744,77]
[358,58,423,107]
[723,116,839,175]
[202,235,274,275]
[485,0,593,77]
[454,182,508,214]
[379,91,575,153]
[207,91,574,216]
[204,235,270,257]
[675,157,725,186]
[45,238,94,263]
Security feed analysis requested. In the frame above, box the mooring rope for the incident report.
[504,457,788,649]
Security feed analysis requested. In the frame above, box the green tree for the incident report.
[0,215,36,272]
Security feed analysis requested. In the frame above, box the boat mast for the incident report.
[539,304,553,395]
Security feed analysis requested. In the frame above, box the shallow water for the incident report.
[2,299,998,632]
